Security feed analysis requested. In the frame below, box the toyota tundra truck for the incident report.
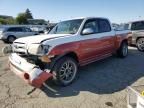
[6,17,130,88]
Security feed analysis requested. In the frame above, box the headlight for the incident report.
[27,44,50,56]
[37,44,50,55]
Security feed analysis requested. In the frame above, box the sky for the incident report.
[0,0,144,23]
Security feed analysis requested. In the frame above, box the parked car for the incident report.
[30,26,45,34]
[0,26,39,43]
[5,17,130,88]
[124,20,144,52]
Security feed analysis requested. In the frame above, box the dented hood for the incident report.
[14,34,70,44]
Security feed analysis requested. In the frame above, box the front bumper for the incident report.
[0,34,7,40]
[9,53,53,88]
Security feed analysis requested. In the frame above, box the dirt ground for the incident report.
[0,40,144,108]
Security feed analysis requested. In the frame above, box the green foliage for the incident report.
[0,9,34,25]
[6,18,17,24]
[0,18,16,25]
[15,9,33,24]
[25,8,33,19]
[16,13,28,24]
[0,18,6,24]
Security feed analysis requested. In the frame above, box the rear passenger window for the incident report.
[131,21,144,30]
[7,28,16,32]
[15,28,23,32]
[22,27,32,32]
[98,19,111,33]
[7,27,23,32]
[25,28,32,32]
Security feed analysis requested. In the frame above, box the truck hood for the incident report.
[14,34,70,44]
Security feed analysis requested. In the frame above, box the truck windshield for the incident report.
[49,19,83,34]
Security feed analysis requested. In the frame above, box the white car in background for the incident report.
[0,26,39,43]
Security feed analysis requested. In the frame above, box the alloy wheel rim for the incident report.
[137,39,144,51]
[59,60,77,83]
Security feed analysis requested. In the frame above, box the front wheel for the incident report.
[117,41,128,58]
[136,38,144,52]
[52,57,78,86]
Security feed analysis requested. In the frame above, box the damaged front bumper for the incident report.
[9,53,53,88]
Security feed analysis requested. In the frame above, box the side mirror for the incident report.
[82,28,95,35]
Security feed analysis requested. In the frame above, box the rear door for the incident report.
[15,27,25,38]
[79,18,115,64]
[97,19,115,54]
[22,27,35,36]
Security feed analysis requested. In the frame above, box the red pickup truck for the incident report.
[6,17,130,88]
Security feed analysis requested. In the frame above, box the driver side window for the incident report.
[83,19,99,33]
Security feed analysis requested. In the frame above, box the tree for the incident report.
[0,18,7,24]
[6,18,17,24]
[0,18,16,25]
[16,13,28,24]
[25,8,33,19]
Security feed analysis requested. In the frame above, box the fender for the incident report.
[115,33,129,49]
[49,52,78,70]
[48,42,81,70]
[48,41,81,58]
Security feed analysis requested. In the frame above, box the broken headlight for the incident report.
[27,44,50,56]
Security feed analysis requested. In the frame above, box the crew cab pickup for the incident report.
[6,17,130,88]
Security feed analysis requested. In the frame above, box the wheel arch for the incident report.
[7,35,16,40]
[136,37,144,42]
[50,51,79,71]
[7,35,16,43]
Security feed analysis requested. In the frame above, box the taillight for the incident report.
[24,73,30,80]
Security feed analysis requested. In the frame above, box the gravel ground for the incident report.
[0,40,144,108]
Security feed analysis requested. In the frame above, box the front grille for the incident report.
[13,42,27,54]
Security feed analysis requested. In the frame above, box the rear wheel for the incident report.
[136,38,144,52]
[7,36,16,43]
[52,57,78,86]
[117,41,128,58]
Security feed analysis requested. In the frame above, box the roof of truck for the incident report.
[64,17,109,21]
[127,20,144,24]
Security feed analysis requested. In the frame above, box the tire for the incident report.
[7,36,16,43]
[52,57,78,86]
[136,38,144,52]
[117,41,128,58]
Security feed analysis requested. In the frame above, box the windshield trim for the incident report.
[49,19,84,35]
